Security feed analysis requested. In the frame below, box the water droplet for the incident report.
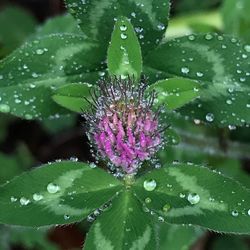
[36,49,44,55]
[157,23,165,30]
[25,114,33,120]
[10,196,17,202]
[158,216,165,222]
[196,72,203,77]
[47,183,60,194]
[33,193,43,201]
[87,214,95,222]
[120,33,127,39]
[181,67,190,74]
[64,214,70,220]
[32,72,38,78]
[30,83,36,88]
[187,193,200,205]
[228,125,236,130]
[70,157,78,162]
[244,45,250,52]
[145,197,152,204]
[188,35,195,41]
[89,162,97,168]
[231,210,239,217]
[0,104,10,113]
[206,113,214,122]
[0,75,3,80]
[119,25,127,31]
[143,179,157,191]
[226,99,232,105]
[179,193,185,198]
[20,197,30,206]
[205,34,213,40]
[130,11,136,18]
[247,209,250,215]
[162,204,171,213]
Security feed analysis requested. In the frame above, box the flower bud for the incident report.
[84,77,163,174]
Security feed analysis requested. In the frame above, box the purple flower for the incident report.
[84,77,164,174]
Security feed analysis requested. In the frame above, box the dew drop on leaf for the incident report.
[119,25,127,31]
[231,210,239,217]
[64,214,70,220]
[33,193,43,201]
[244,45,250,52]
[0,104,10,113]
[32,72,38,78]
[157,23,165,31]
[196,72,204,77]
[87,214,95,222]
[25,114,33,120]
[188,35,195,41]
[145,197,152,204]
[205,34,213,40]
[88,162,97,169]
[143,179,157,191]
[36,49,44,55]
[20,197,30,206]
[10,196,17,202]
[187,193,200,205]
[205,113,214,122]
[179,193,185,198]
[181,67,190,74]
[47,183,60,194]
[120,33,127,39]
[158,216,165,222]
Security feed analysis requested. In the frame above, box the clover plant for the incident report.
[0,1,250,249]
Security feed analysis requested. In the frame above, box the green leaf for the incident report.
[107,17,142,79]
[35,14,82,36]
[0,161,122,226]
[148,78,201,110]
[0,6,37,57]
[84,190,158,250]
[133,163,250,234]
[0,34,100,120]
[222,0,250,42]
[145,34,250,126]
[64,0,170,58]
[155,223,203,250]
[53,83,94,113]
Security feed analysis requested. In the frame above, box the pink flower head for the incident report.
[84,77,164,174]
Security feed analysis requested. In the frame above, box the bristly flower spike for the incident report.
[84,76,165,175]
